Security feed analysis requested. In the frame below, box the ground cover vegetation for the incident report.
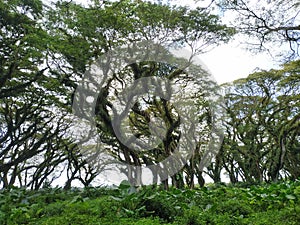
[1,180,300,224]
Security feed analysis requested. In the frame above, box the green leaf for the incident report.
[110,196,123,201]
[286,194,296,200]
[118,180,131,190]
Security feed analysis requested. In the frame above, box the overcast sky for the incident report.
[200,40,279,84]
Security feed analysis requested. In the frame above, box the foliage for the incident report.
[0,0,299,193]
[0,0,234,190]
[0,0,84,189]
[64,0,234,188]
[215,0,300,59]
[217,60,300,184]
[1,181,300,224]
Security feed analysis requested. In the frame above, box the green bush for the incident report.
[1,180,300,224]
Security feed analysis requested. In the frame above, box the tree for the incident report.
[221,60,300,183]
[0,0,50,97]
[0,0,86,189]
[216,0,300,60]
[0,0,234,189]
[68,0,234,187]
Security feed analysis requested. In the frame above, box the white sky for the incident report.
[200,40,278,84]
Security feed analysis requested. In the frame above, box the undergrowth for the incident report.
[1,180,300,224]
